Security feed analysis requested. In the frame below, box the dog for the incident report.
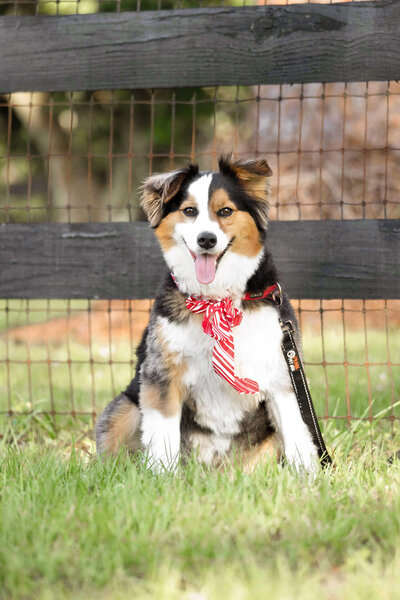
[96,155,319,473]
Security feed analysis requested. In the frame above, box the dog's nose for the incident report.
[197,232,217,250]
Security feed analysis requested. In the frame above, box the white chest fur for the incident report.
[158,304,289,435]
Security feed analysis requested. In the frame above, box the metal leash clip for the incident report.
[280,319,294,332]
[272,282,282,306]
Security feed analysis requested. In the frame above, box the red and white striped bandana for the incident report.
[186,295,260,395]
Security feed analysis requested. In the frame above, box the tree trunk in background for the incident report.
[10,91,103,222]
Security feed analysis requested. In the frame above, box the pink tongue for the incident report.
[195,254,217,284]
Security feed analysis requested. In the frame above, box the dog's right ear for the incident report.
[140,164,199,227]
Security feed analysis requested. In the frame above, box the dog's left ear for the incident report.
[219,155,272,199]
[140,164,198,227]
[218,155,273,229]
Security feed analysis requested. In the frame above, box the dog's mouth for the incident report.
[187,239,234,285]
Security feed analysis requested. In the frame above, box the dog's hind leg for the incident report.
[96,394,141,456]
[240,433,281,474]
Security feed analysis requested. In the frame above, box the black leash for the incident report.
[280,319,333,468]
[241,281,332,468]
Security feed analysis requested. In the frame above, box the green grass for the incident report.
[1,439,400,600]
[1,305,400,598]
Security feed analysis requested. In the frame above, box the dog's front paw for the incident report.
[143,446,180,474]
[284,442,320,477]
[141,409,181,473]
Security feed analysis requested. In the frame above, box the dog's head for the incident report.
[141,155,272,297]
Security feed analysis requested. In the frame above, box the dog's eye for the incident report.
[183,207,198,217]
[218,207,233,217]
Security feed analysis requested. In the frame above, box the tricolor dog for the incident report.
[96,156,319,473]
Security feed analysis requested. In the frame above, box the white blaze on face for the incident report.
[174,174,229,285]
[163,173,264,299]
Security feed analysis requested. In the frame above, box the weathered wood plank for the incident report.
[0,1,399,93]
[0,220,399,299]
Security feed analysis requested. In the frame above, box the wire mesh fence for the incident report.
[0,0,399,447]
[2,82,400,224]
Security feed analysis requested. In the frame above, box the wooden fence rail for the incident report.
[0,0,399,93]
[1,220,399,299]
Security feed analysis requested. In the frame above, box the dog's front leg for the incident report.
[139,380,182,472]
[267,382,319,474]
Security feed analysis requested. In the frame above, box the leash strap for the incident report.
[280,320,332,468]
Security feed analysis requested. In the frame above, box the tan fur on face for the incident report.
[155,210,184,252]
[154,194,199,252]
[208,188,236,216]
[180,194,198,211]
[105,398,141,455]
[209,188,263,257]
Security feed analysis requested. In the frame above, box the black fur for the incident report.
[123,326,149,405]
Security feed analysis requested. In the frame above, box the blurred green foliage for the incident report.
[0,0,249,223]
[0,87,239,223]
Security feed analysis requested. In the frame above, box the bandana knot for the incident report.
[186,295,259,395]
